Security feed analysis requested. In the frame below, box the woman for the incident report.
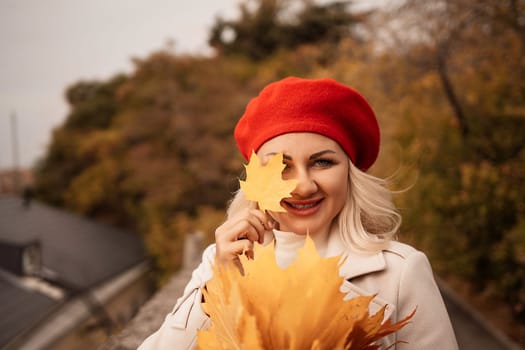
[138,77,458,349]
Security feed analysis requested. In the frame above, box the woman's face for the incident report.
[257,133,349,238]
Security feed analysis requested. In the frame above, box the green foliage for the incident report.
[209,0,362,60]
[467,114,525,163]
[64,75,126,130]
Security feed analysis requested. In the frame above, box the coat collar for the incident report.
[322,229,387,280]
[338,249,386,280]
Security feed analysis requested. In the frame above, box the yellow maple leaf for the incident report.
[197,236,415,350]
[239,151,298,212]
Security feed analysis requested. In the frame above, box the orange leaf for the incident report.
[197,236,416,349]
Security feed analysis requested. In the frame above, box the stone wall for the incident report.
[99,232,203,350]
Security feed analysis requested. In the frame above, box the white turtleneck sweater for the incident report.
[271,229,345,269]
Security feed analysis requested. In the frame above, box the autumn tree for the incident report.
[208,0,366,60]
[34,75,128,211]
[34,52,264,277]
[381,0,525,327]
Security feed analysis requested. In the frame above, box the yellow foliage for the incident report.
[197,236,414,349]
[65,159,119,213]
[239,152,298,212]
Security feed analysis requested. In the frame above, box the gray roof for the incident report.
[0,195,147,347]
[0,274,59,347]
[0,195,146,290]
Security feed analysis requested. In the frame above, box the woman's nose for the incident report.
[291,169,318,197]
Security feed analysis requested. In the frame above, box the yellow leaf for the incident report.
[239,151,298,212]
[197,236,415,349]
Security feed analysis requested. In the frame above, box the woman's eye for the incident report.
[313,159,334,167]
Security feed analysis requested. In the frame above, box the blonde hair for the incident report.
[337,160,400,252]
[226,159,400,253]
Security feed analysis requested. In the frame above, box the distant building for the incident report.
[0,168,33,194]
[0,195,152,350]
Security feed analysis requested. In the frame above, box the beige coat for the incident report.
[138,237,458,349]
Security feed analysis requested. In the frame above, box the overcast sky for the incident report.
[0,0,242,169]
[0,0,378,170]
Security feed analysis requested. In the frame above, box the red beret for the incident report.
[234,77,380,170]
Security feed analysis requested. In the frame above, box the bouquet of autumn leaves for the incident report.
[196,153,415,350]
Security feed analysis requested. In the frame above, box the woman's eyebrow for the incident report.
[265,150,336,160]
[309,150,336,159]
[265,152,292,160]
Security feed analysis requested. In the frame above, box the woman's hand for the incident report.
[215,208,274,266]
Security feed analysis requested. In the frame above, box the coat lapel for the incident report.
[338,250,386,280]
[324,230,387,280]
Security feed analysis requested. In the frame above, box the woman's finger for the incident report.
[249,209,276,231]
[214,208,276,265]
[216,209,270,243]
[217,239,254,264]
